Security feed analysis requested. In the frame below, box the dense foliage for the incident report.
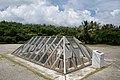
[0,20,120,45]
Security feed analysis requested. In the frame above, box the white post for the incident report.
[63,36,66,74]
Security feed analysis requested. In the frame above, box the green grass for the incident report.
[0,54,52,80]
[0,54,2,60]
[80,63,112,80]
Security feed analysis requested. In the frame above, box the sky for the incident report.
[0,0,120,27]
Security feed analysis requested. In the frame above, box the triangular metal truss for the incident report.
[12,36,92,74]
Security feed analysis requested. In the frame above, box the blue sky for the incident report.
[0,0,120,27]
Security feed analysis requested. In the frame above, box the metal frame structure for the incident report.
[12,36,92,74]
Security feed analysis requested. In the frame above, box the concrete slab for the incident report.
[66,67,94,80]
[7,54,95,80]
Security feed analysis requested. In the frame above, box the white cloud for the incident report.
[0,0,98,26]
[111,9,120,17]
[0,0,120,26]
[96,9,120,25]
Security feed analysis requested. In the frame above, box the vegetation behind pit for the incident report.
[0,20,120,45]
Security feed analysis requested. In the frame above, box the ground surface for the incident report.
[85,45,120,80]
[0,44,120,80]
[0,44,45,80]
[0,58,45,80]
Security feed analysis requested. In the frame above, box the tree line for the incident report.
[0,20,120,45]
